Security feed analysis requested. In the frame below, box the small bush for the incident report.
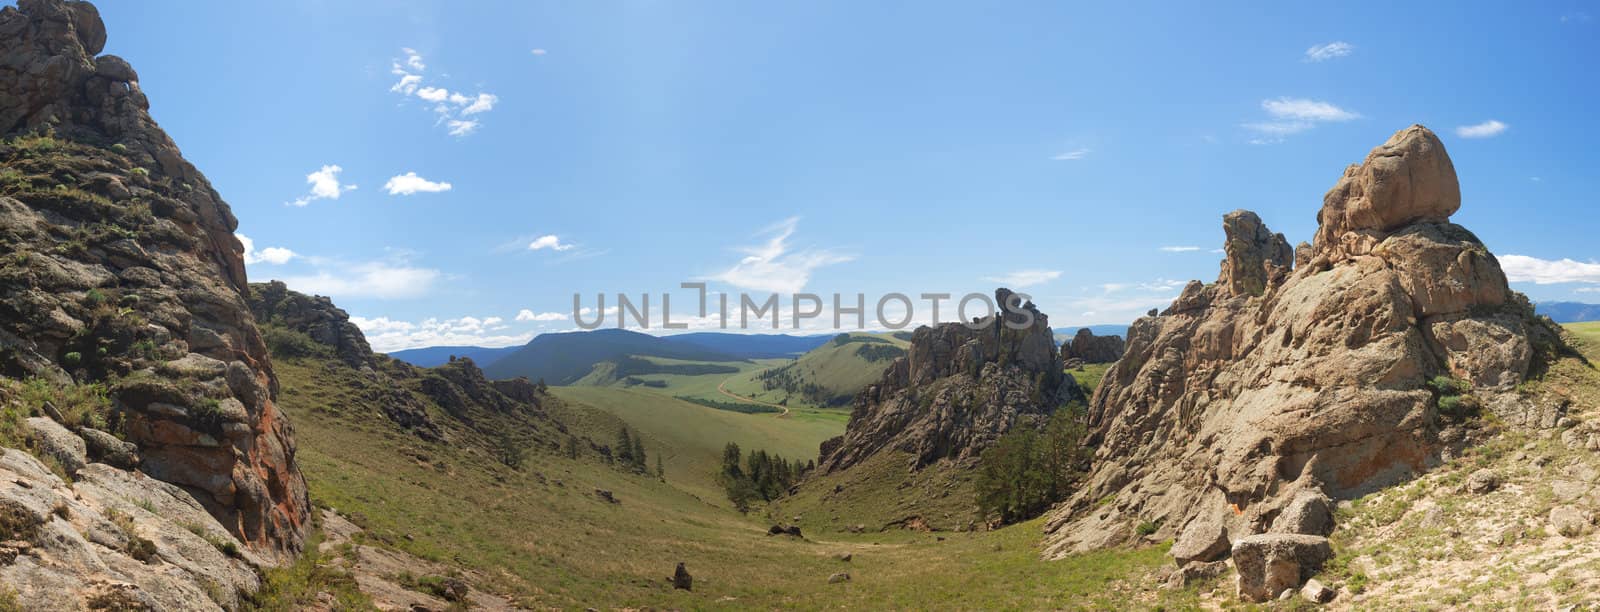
[1135,520,1159,536]
[110,143,128,154]
[261,325,330,360]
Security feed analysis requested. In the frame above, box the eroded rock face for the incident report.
[0,449,261,609]
[818,289,1085,473]
[1042,126,1561,562]
[0,0,307,556]
[1062,328,1126,364]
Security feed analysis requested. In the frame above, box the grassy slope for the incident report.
[575,354,852,426]
[721,332,910,410]
[550,386,840,503]
[279,355,1195,609]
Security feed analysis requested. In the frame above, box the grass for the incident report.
[1066,362,1112,396]
[274,343,1191,609]
[551,386,839,502]
[248,525,374,611]
[721,332,910,409]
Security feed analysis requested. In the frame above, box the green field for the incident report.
[550,386,841,502]
[721,332,910,410]
[1567,321,1600,355]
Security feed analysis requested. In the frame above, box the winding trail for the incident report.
[716,378,790,417]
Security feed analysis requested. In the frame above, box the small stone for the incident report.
[828,572,851,584]
[1464,468,1500,495]
[1300,578,1335,603]
[1549,505,1594,537]
[834,552,852,562]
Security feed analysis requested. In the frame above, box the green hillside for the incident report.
[722,333,912,409]
[273,335,1193,609]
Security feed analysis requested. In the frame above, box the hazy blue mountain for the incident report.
[386,345,521,368]
[661,332,833,359]
[481,328,743,385]
[1537,302,1600,323]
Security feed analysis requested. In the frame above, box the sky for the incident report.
[76,1,1600,352]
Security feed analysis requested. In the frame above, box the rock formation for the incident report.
[248,280,375,370]
[1062,328,1126,364]
[818,289,1085,473]
[1041,127,1566,596]
[0,0,307,558]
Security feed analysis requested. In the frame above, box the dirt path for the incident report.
[716,379,790,417]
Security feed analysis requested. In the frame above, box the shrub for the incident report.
[261,325,330,359]
[110,143,128,154]
[1135,520,1160,536]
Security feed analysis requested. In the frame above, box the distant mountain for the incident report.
[482,328,744,385]
[661,332,832,359]
[386,345,522,368]
[1537,302,1600,324]
[1053,324,1130,345]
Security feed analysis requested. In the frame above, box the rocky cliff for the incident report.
[818,289,1086,473]
[0,0,307,568]
[1041,126,1568,583]
[1062,328,1126,364]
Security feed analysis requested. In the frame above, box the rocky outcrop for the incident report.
[1062,328,1126,364]
[818,289,1085,473]
[1,448,261,609]
[1043,126,1565,571]
[247,280,374,370]
[0,0,308,557]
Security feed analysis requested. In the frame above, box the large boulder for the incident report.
[1043,126,1561,561]
[25,417,87,475]
[1171,511,1230,565]
[1231,534,1332,602]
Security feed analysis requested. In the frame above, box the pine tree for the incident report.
[655,454,665,480]
[616,427,634,465]
[631,435,647,472]
[566,435,579,460]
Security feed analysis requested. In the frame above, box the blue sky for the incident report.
[82,1,1599,351]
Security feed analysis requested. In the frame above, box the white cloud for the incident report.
[401,47,426,71]
[706,217,852,293]
[516,309,568,322]
[1262,97,1360,122]
[1577,287,1600,294]
[527,235,575,252]
[1455,120,1508,139]
[1501,255,1600,285]
[287,165,356,207]
[282,261,441,300]
[383,172,453,196]
[1051,148,1091,161]
[236,233,297,265]
[1244,98,1359,143]
[981,269,1062,288]
[1159,245,1202,252]
[530,48,548,56]
[352,314,533,353]
[388,48,497,137]
[1304,41,1354,62]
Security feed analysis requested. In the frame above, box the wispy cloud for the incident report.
[528,235,574,252]
[1051,148,1091,161]
[1561,12,1592,23]
[1304,41,1354,62]
[516,309,568,322]
[287,165,356,207]
[236,233,296,265]
[1159,245,1202,253]
[281,249,441,300]
[1501,254,1600,285]
[1455,120,1508,139]
[352,314,530,353]
[389,48,498,138]
[981,269,1062,288]
[707,217,852,293]
[1244,97,1360,144]
[383,172,453,196]
[530,48,548,56]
